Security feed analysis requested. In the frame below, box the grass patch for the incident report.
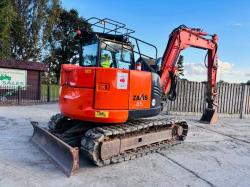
[41,84,60,101]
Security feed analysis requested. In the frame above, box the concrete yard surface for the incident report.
[0,103,250,187]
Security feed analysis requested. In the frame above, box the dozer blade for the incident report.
[31,121,79,177]
[200,108,218,124]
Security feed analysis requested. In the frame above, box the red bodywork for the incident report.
[60,26,218,123]
[160,26,218,109]
[60,65,152,123]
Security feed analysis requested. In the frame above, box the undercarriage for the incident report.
[31,114,188,176]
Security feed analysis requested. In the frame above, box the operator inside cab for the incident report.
[101,53,112,68]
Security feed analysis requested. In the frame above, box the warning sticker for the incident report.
[95,111,109,118]
[117,72,128,89]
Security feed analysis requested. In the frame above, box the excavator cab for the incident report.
[60,18,162,123]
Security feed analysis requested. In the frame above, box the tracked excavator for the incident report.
[31,18,218,176]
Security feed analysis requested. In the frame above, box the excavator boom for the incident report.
[160,25,218,124]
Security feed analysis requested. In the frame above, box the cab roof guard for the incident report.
[87,17,158,60]
[86,17,135,36]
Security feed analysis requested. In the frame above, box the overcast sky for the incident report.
[62,0,250,83]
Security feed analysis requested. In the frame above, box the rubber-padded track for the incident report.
[80,117,188,166]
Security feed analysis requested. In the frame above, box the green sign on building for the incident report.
[0,68,27,88]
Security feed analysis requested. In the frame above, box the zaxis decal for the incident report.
[133,94,148,101]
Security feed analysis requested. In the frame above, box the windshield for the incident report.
[81,42,98,67]
[100,41,133,69]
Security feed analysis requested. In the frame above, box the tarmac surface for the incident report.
[0,103,250,187]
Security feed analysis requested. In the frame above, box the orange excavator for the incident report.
[31,18,218,176]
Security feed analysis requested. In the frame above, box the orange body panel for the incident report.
[60,86,128,123]
[60,64,95,88]
[60,87,94,119]
[59,65,154,123]
[95,68,129,110]
[129,70,151,110]
[68,68,95,88]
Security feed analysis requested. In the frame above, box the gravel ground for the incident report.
[0,103,250,187]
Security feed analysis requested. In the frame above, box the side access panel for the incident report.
[129,70,152,110]
[95,68,129,110]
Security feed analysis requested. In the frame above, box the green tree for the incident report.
[44,9,92,82]
[218,80,228,84]
[10,0,61,61]
[0,0,15,58]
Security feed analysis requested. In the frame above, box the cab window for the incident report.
[100,41,133,70]
[115,49,131,69]
[81,42,98,66]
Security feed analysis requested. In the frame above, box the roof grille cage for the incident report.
[86,17,158,60]
[87,17,135,36]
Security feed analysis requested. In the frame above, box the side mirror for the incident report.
[155,57,162,72]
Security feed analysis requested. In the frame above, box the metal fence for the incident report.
[164,81,250,118]
[1,81,250,118]
[0,84,59,105]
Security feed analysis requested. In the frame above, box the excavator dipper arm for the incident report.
[160,25,218,124]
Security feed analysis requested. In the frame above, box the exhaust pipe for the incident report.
[31,121,80,177]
